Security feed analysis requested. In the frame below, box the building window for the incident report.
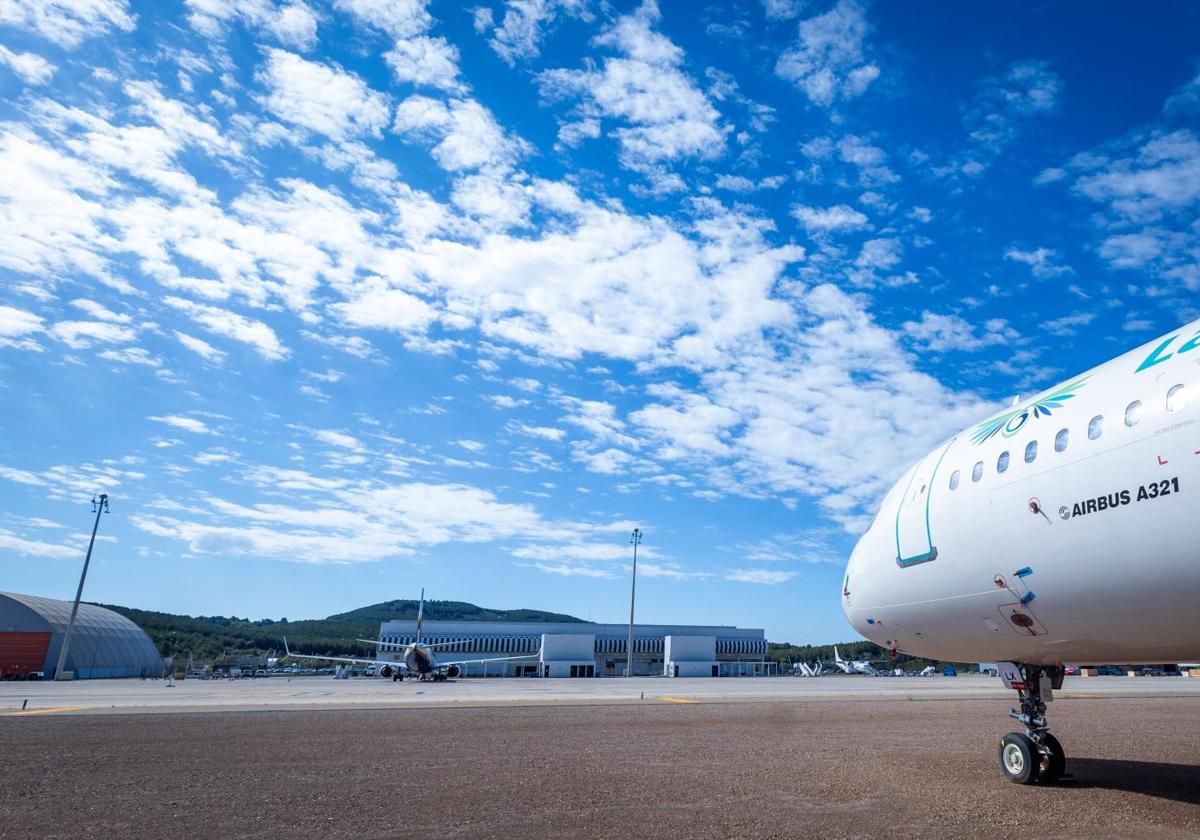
[997,451,1009,473]
[949,470,960,490]
[1025,440,1038,463]
[1125,400,1143,427]
[971,461,983,482]
[1167,384,1187,413]
[1088,415,1103,440]
[1055,428,1069,452]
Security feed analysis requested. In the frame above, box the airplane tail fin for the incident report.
[283,637,291,657]
[415,588,425,646]
[834,645,844,664]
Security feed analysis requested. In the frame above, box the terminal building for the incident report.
[0,591,164,680]
[375,619,769,677]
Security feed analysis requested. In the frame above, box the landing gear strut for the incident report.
[999,664,1066,785]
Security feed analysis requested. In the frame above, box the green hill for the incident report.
[328,598,589,624]
[96,598,587,663]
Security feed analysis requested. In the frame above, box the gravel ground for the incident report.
[3,697,1199,839]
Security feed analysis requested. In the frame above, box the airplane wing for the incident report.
[282,638,401,670]
[439,652,540,667]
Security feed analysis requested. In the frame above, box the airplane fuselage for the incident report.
[843,318,1200,665]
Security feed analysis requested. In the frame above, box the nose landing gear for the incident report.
[999,664,1067,785]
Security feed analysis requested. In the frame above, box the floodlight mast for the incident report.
[624,528,643,678]
[53,494,109,681]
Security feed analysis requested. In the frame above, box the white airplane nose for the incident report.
[842,527,887,643]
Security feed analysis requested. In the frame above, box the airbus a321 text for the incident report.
[843,317,1200,784]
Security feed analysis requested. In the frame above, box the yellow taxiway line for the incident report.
[658,697,697,704]
[3,706,89,717]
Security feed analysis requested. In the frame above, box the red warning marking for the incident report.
[1158,455,1169,465]
[994,575,1007,589]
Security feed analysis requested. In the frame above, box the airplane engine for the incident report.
[377,664,394,678]
[445,664,461,678]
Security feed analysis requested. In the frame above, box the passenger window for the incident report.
[949,470,960,490]
[1055,428,1069,452]
[1025,440,1038,463]
[1088,415,1103,440]
[997,451,1009,473]
[1166,384,1186,413]
[971,461,983,482]
[1125,400,1143,427]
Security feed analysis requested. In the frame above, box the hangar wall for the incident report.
[377,619,767,677]
[0,592,163,679]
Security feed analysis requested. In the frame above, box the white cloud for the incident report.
[0,0,135,48]
[97,346,162,366]
[509,422,566,441]
[487,0,589,65]
[716,174,786,192]
[259,49,391,141]
[726,568,797,584]
[456,439,486,453]
[761,0,800,20]
[131,473,566,564]
[775,0,879,107]
[965,60,1061,154]
[537,4,727,172]
[70,298,130,323]
[902,312,1019,352]
[0,304,44,350]
[174,331,227,363]
[0,45,55,85]
[791,203,869,234]
[48,320,137,349]
[185,0,318,50]
[1004,246,1074,278]
[384,36,464,92]
[394,95,526,172]
[333,0,430,37]
[329,282,436,334]
[0,528,80,560]
[149,414,214,434]
[1040,312,1096,337]
[164,297,290,360]
[314,429,364,450]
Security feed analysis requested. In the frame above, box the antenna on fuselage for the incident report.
[1010,394,1021,407]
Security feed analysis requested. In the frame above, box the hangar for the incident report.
[376,619,768,677]
[0,591,163,680]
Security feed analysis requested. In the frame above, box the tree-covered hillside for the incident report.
[327,598,588,624]
[768,639,973,672]
[97,598,587,662]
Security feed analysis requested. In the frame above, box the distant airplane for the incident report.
[832,646,881,676]
[843,316,1200,784]
[284,589,539,682]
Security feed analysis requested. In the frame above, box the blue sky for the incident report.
[0,0,1197,643]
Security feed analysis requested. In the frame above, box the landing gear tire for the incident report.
[1036,733,1066,783]
[1000,732,1040,784]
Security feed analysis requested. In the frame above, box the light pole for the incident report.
[624,528,643,677]
[54,494,109,681]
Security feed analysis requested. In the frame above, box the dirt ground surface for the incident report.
[3,697,1199,839]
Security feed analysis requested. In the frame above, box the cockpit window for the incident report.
[1088,415,1103,440]
[971,461,983,482]
[1025,440,1038,463]
[996,451,1009,473]
[949,470,960,490]
[1055,428,1069,452]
